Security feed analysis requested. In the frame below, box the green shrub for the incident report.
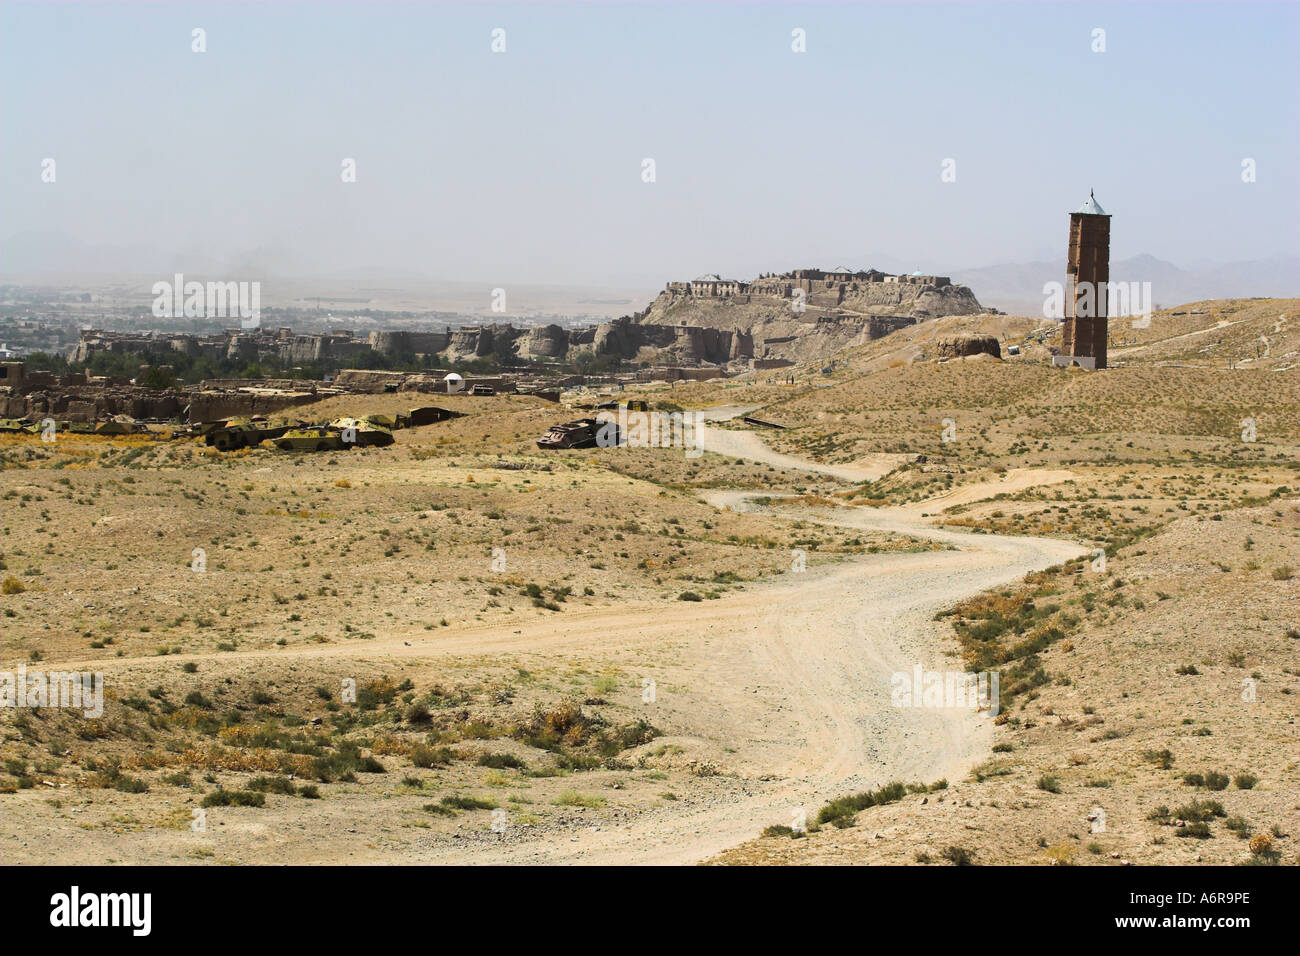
[201,789,265,808]
[247,775,295,794]
[941,845,976,865]
[1204,772,1230,791]
[477,753,525,770]
[816,780,909,827]
[440,794,497,811]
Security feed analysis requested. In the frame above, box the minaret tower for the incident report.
[1059,190,1111,369]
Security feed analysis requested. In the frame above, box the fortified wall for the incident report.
[65,266,982,374]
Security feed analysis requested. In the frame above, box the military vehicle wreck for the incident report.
[536,418,620,450]
[199,404,453,453]
[273,426,348,452]
[203,419,296,451]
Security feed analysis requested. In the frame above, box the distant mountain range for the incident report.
[2,231,1296,318]
[949,254,1300,317]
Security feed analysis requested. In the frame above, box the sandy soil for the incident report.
[700,423,908,482]
[2,427,1088,866]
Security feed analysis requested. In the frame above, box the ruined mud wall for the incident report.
[4,387,188,422]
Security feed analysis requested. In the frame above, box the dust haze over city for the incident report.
[1,0,1297,910]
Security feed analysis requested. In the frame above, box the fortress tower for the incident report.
[1057,191,1111,370]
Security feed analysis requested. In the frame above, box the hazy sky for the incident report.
[2,1,1297,286]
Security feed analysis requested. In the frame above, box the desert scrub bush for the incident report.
[1144,749,1175,770]
[1203,771,1230,791]
[1,576,26,595]
[355,677,404,711]
[1037,774,1062,793]
[1234,773,1258,790]
[114,775,150,793]
[477,753,526,770]
[1224,816,1252,838]
[1271,565,1294,581]
[762,824,800,839]
[514,700,657,760]
[553,791,606,808]
[409,744,455,768]
[246,775,296,794]
[941,845,976,866]
[1246,833,1279,863]
[184,690,214,710]
[1175,798,1226,825]
[201,789,265,808]
[439,794,497,811]
[816,780,909,827]
[308,742,386,781]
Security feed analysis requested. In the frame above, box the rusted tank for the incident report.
[273,426,347,452]
[536,418,619,450]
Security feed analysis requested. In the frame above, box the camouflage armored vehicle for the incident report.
[204,419,294,451]
[536,418,619,450]
[95,416,149,435]
[328,418,396,448]
[407,406,462,426]
[359,412,410,431]
[273,426,348,452]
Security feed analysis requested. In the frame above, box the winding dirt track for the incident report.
[51,428,1086,865]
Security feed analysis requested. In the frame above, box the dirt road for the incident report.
[27,430,1086,866]
[385,435,1082,863]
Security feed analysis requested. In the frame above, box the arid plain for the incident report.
[2,299,1297,865]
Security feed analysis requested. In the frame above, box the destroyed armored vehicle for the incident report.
[94,416,149,435]
[273,426,348,452]
[407,405,462,427]
[536,418,619,450]
[359,412,410,431]
[204,419,294,451]
[328,418,396,447]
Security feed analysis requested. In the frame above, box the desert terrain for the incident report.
[2,300,1297,866]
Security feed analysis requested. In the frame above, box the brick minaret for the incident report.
[1060,190,1111,370]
